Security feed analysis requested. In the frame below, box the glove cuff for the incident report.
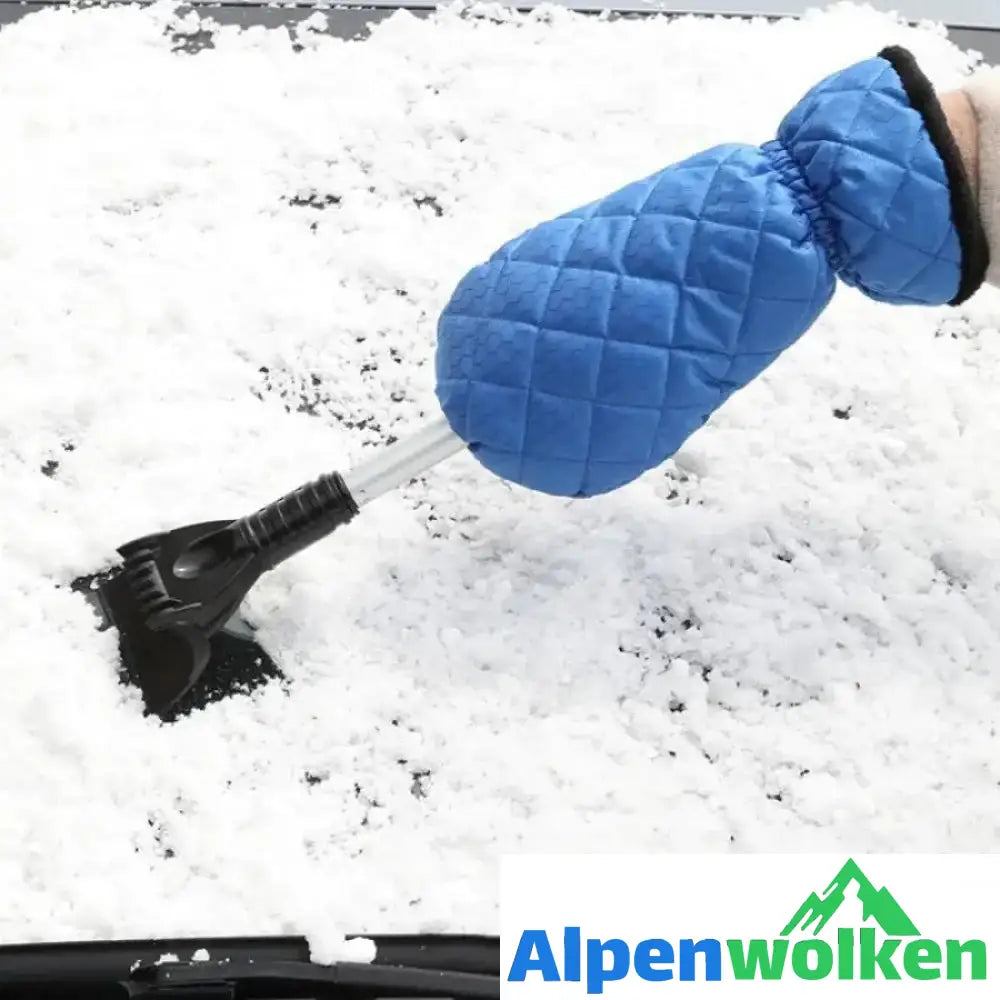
[879,46,989,305]
[963,65,1000,291]
[776,46,988,306]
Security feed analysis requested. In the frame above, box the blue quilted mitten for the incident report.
[435,46,988,497]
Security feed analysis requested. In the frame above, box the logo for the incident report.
[782,857,918,936]
[502,854,996,994]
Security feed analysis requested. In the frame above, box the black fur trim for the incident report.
[879,45,989,305]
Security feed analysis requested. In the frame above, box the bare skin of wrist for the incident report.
[940,89,980,198]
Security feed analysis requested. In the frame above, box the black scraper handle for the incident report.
[184,416,464,576]
[156,417,464,631]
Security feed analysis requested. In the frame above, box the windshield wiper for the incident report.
[0,934,499,1000]
[128,956,497,999]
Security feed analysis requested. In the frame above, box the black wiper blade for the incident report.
[0,934,499,1000]
[128,957,498,999]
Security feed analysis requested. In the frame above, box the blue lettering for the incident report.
[635,939,674,981]
[679,938,722,981]
[508,930,724,988]
[507,930,561,982]
[586,938,631,995]
[564,927,581,982]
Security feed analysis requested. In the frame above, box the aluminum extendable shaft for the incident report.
[341,416,466,507]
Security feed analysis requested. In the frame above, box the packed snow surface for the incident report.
[0,0,998,955]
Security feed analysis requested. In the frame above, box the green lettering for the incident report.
[837,928,853,979]
[791,940,833,980]
[946,939,987,980]
[859,928,900,980]
[726,939,788,980]
[902,940,940,980]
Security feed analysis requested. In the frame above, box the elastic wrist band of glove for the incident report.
[773,44,989,307]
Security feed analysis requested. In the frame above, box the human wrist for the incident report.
[960,68,1000,288]
[940,89,980,199]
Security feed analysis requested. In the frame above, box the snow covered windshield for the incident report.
[0,0,996,959]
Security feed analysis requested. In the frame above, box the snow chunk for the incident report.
[309,935,377,966]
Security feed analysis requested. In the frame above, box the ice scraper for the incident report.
[73,418,464,719]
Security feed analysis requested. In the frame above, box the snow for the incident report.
[0,0,997,958]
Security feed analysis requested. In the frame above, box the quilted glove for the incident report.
[435,45,989,498]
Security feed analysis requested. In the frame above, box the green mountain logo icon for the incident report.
[781,858,920,937]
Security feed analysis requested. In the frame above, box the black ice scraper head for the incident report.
[72,543,284,722]
[74,418,463,720]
